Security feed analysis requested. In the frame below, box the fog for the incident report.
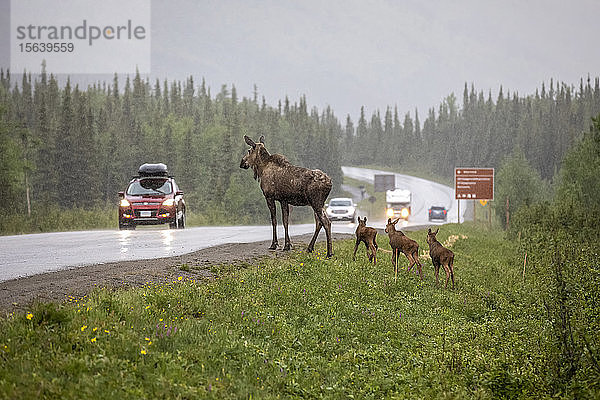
[1,0,599,120]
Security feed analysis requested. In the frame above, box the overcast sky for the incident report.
[2,0,600,121]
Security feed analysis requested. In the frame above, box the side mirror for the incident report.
[354,203,357,207]
[325,204,328,207]
[118,191,125,198]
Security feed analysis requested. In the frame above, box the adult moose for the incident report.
[239,135,334,258]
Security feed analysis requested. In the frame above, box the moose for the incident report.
[239,135,334,258]
[426,228,455,289]
[384,218,423,282]
[353,216,378,265]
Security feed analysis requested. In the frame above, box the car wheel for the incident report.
[178,211,186,229]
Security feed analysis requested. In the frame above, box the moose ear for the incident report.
[428,228,431,233]
[363,216,367,223]
[259,135,265,144]
[244,135,256,148]
[435,228,439,234]
[392,218,400,224]
[387,218,391,224]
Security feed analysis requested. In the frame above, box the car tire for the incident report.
[178,211,186,229]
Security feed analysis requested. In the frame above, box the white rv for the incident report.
[385,188,411,220]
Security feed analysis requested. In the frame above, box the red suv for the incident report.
[118,163,186,230]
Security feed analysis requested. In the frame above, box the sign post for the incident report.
[374,174,395,193]
[455,168,494,223]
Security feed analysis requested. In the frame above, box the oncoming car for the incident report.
[118,163,186,230]
[325,197,357,222]
[428,205,448,221]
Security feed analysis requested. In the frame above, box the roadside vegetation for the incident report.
[1,221,598,398]
[0,224,552,397]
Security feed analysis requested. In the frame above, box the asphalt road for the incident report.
[0,167,461,282]
[342,166,463,227]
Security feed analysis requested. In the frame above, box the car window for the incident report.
[330,200,352,207]
[127,179,173,195]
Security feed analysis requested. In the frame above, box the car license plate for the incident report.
[140,211,151,217]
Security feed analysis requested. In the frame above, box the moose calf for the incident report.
[353,216,378,265]
[426,228,455,289]
[384,218,423,282]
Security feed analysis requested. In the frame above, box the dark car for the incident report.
[428,206,447,221]
[118,163,186,230]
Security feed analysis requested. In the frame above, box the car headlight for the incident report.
[120,199,130,207]
[162,199,175,206]
[386,208,395,218]
[400,208,409,218]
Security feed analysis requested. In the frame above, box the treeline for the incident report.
[0,66,343,226]
[499,114,600,395]
[2,65,600,231]
[344,78,600,181]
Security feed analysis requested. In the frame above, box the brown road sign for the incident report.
[455,168,494,200]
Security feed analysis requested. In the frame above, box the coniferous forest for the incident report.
[1,65,600,231]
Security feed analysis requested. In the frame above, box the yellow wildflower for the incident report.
[141,349,147,355]
[26,313,33,320]
[178,276,183,281]
[90,337,97,343]
[81,325,87,332]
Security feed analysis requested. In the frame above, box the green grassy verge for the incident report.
[0,206,119,235]
[356,164,454,187]
[343,176,388,220]
[0,224,585,398]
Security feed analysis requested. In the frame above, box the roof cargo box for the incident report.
[138,163,168,177]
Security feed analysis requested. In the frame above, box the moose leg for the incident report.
[352,238,360,261]
[307,211,323,253]
[315,208,333,258]
[449,261,455,289]
[406,253,416,273]
[443,264,451,289]
[266,198,278,250]
[369,242,377,265]
[281,201,292,251]
[394,249,398,282]
[415,251,423,280]
[434,261,440,287]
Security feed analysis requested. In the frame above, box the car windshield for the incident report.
[127,179,172,195]
[431,207,445,211]
[330,200,352,207]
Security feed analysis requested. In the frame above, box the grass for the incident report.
[0,223,586,398]
[356,164,454,188]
